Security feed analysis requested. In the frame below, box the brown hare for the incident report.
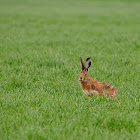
[79,57,118,99]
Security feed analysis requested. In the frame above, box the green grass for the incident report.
[0,0,140,139]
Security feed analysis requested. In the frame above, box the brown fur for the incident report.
[79,58,118,99]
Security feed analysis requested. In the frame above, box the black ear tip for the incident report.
[86,57,90,61]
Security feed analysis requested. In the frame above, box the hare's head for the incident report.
[79,57,91,82]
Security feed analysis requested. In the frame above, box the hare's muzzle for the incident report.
[79,77,83,82]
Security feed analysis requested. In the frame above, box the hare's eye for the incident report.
[84,74,87,76]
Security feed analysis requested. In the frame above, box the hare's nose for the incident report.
[79,78,82,81]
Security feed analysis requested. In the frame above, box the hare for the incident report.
[79,57,118,99]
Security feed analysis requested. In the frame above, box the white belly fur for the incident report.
[91,90,99,96]
[82,90,99,96]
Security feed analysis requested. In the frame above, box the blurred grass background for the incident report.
[0,0,140,139]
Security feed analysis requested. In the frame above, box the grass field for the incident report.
[0,0,140,139]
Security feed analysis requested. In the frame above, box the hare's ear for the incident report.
[85,57,91,71]
[80,57,85,71]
